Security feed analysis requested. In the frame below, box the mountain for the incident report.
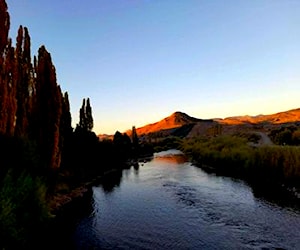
[98,111,203,140]
[98,108,300,140]
[134,108,300,137]
[133,111,209,135]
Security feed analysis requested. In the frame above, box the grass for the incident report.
[181,135,300,188]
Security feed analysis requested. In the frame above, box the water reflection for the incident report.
[196,163,300,211]
[133,163,139,175]
[72,150,300,250]
[155,153,188,164]
[99,170,123,193]
[250,182,300,211]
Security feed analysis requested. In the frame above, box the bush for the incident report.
[0,170,51,249]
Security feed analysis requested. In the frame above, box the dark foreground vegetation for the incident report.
[0,1,153,248]
[0,126,153,249]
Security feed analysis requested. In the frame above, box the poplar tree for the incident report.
[15,26,34,137]
[3,39,17,136]
[35,45,63,169]
[0,0,9,54]
[79,98,87,130]
[61,92,73,137]
[86,98,93,131]
[0,0,71,171]
[0,0,11,135]
[78,97,93,132]
[132,126,139,146]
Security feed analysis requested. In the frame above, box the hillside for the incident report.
[98,108,300,140]
[134,111,205,135]
[216,108,300,125]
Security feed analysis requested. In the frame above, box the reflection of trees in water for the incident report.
[196,164,300,210]
[133,163,139,176]
[250,182,300,210]
[100,170,123,193]
[100,163,142,192]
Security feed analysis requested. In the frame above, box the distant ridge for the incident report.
[98,108,300,139]
[216,108,300,125]
[133,108,300,136]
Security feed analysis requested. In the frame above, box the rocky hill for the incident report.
[134,111,207,135]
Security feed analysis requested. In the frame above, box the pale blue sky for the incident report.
[6,0,300,134]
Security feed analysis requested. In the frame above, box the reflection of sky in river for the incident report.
[74,150,300,250]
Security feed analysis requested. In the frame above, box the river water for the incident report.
[70,149,300,250]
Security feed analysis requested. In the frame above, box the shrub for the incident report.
[0,170,51,248]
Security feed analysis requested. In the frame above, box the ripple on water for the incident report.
[72,151,300,250]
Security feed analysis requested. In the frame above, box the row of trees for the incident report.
[0,0,145,177]
[0,0,72,174]
[0,1,74,246]
[0,0,153,247]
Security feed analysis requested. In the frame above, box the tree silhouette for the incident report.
[0,0,14,136]
[0,0,68,171]
[131,126,139,147]
[78,98,93,132]
[35,45,63,170]
[86,98,93,131]
[113,131,132,162]
[15,26,34,137]
[0,0,9,54]
[79,98,86,129]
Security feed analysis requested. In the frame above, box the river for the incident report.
[62,149,300,249]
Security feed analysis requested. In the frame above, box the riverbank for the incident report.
[23,169,124,249]
[48,156,149,215]
[181,136,300,202]
[49,168,121,215]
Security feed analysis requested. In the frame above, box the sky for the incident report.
[6,0,300,135]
